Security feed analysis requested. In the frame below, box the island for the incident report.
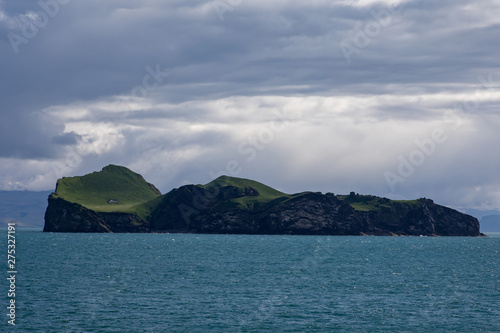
[43,165,482,236]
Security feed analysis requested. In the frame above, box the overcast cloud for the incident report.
[0,0,499,211]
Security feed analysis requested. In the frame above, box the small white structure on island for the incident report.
[107,199,119,204]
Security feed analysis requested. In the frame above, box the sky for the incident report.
[0,0,499,211]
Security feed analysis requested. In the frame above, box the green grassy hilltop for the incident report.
[51,165,161,219]
[337,193,420,212]
[202,175,292,209]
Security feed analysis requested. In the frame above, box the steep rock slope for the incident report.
[149,182,480,236]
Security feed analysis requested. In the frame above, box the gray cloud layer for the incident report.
[0,0,499,210]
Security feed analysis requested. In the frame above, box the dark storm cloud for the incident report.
[0,108,63,158]
[1,0,497,114]
[0,0,499,209]
[51,131,81,145]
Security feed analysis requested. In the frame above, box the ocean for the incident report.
[2,230,499,332]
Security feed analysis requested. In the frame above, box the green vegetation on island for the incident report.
[43,165,482,236]
[50,165,161,219]
[338,192,420,212]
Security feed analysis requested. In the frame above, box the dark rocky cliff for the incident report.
[43,195,149,233]
[148,188,481,236]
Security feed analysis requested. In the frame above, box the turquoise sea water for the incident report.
[1,230,499,332]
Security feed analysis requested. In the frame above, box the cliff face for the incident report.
[43,196,149,233]
[149,188,481,236]
[44,166,482,236]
